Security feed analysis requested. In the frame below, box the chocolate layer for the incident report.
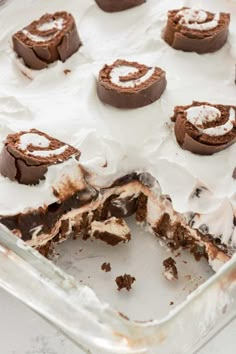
[171,102,236,155]
[95,0,145,12]
[0,129,79,185]
[163,8,230,54]
[13,12,82,70]
[0,165,230,267]
[0,186,97,241]
[97,59,167,109]
[90,217,131,245]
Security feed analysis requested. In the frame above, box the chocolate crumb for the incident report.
[116,274,136,291]
[119,312,130,321]
[64,69,71,75]
[101,262,111,272]
[37,241,55,259]
[170,301,174,306]
[163,257,178,281]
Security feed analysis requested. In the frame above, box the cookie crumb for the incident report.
[163,257,178,281]
[64,69,71,75]
[170,301,174,306]
[116,274,136,291]
[101,262,111,272]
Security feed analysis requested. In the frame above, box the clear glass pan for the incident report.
[0,225,235,354]
[0,0,236,352]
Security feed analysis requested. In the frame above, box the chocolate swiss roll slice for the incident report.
[12,11,82,70]
[95,0,146,12]
[171,102,236,155]
[163,7,230,54]
[97,59,167,109]
[0,129,79,185]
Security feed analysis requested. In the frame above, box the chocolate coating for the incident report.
[97,59,167,109]
[163,7,230,54]
[0,129,79,185]
[12,12,82,70]
[95,0,145,12]
[171,102,236,155]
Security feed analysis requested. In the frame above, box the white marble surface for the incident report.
[0,288,235,354]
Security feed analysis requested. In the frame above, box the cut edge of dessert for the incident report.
[0,129,232,274]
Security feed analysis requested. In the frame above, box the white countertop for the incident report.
[0,288,235,354]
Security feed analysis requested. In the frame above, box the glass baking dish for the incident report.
[0,0,236,352]
[0,222,235,354]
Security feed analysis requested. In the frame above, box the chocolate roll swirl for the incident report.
[0,129,79,184]
[171,102,236,155]
[95,0,145,12]
[163,7,230,54]
[12,12,82,70]
[97,59,167,109]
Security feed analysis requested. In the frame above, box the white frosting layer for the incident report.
[110,65,155,88]
[90,217,130,239]
[186,105,236,136]
[0,0,236,251]
[177,9,220,31]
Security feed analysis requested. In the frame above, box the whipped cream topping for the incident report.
[177,8,220,31]
[186,105,236,136]
[0,0,236,251]
[110,65,155,88]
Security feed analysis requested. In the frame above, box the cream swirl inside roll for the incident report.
[186,105,236,137]
[97,59,167,109]
[18,133,69,158]
[110,64,155,89]
[177,8,220,31]
[22,18,65,42]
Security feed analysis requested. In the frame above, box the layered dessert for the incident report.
[0,0,236,275]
